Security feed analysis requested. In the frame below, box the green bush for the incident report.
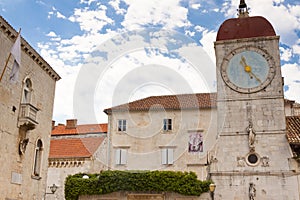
[65,170,212,200]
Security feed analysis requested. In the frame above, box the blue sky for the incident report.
[1,0,300,124]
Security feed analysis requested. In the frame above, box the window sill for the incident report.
[162,130,173,133]
[31,175,41,180]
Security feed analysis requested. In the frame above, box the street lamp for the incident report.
[49,184,58,194]
[209,183,216,200]
[44,184,58,199]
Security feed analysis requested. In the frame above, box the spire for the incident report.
[238,0,249,18]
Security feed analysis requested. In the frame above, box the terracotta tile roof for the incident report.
[49,137,105,159]
[52,123,108,136]
[286,116,300,144]
[104,93,217,114]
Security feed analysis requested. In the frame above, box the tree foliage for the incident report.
[65,170,211,200]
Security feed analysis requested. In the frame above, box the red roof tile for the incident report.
[286,116,300,145]
[52,123,107,136]
[49,137,105,159]
[104,93,217,114]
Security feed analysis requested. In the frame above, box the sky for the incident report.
[1,0,300,124]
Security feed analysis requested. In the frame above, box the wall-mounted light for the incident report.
[49,183,58,194]
[209,183,216,200]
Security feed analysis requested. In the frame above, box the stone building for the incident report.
[0,16,60,199]
[104,93,217,180]
[47,119,108,200]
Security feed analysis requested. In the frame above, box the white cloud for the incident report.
[282,63,300,103]
[80,0,97,5]
[199,29,217,63]
[46,31,57,37]
[109,0,126,15]
[47,6,67,20]
[69,6,114,33]
[185,30,195,37]
[121,0,189,30]
[56,11,66,19]
[191,4,201,10]
[292,39,300,55]
[194,25,205,32]
[279,46,292,61]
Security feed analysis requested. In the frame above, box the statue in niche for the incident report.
[246,122,256,150]
[249,183,256,200]
[19,138,29,155]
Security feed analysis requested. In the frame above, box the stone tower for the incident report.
[211,1,300,199]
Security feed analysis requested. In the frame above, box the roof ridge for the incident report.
[104,92,217,114]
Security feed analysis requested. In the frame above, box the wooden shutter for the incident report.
[167,148,174,164]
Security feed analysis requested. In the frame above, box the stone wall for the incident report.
[0,16,59,199]
[79,192,211,200]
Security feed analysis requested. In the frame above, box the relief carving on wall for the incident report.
[237,156,245,167]
[261,156,270,167]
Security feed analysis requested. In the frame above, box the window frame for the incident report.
[33,139,43,178]
[163,118,172,131]
[118,119,127,132]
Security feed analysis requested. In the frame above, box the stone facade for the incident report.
[105,94,217,180]
[0,16,60,199]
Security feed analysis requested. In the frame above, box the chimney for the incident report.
[66,119,77,129]
[52,120,55,130]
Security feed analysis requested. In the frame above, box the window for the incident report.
[163,119,172,131]
[118,119,126,132]
[161,148,174,165]
[115,149,127,165]
[22,78,32,103]
[33,139,43,177]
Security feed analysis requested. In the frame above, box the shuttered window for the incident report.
[161,148,174,165]
[115,149,127,165]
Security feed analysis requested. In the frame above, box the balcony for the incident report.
[18,103,39,130]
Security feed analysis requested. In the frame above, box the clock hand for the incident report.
[240,56,253,78]
[240,56,252,72]
[239,56,262,83]
[248,71,262,84]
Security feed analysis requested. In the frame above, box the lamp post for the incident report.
[209,183,216,200]
[44,184,58,199]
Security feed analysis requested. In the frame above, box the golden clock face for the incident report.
[221,46,276,93]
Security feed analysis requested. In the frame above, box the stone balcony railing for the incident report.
[18,103,39,130]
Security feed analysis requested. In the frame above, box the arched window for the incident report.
[22,78,32,103]
[33,139,43,177]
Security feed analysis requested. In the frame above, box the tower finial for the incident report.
[238,0,249,18]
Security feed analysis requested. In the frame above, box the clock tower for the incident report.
[211,1,300,199]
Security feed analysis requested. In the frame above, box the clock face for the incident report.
[221,46,276,93]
